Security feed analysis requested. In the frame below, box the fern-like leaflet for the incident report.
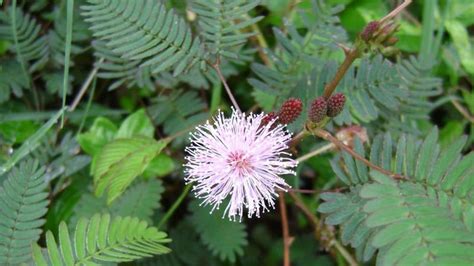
[191,0,262,59]
[0,160,49,265]
[318,128,474,264]
[32,213,171,265]
[72,179,164,224]
[81,0,206,76]
[0,7,49,72]
[189,200,248,263]
[0,59,28,103]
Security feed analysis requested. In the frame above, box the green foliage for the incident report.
[191,0,263,59]
[0,59,28,103]
[0,160,49,264]
[78,108,154,156]
[92,136,168,204]
[82,0,207,76]
[248,0,346,99]
[190,200,248,263]
[72,179,164,224]
[0,7,49,72]
[1,0,472,265]
[319,128,474,264]
[0,107,67,175]
[32,213,171,265]
[148,90,208,146]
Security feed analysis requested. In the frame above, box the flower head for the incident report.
[184,109,297,221]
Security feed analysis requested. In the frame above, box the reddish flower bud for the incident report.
[278,98,303,124]
[327,93,346,117]
[361,21,380,42]
[308,97,327,123]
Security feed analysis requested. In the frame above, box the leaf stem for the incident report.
[451,98,474,123]
[311,128,405,180]
[380,0,412,24]
[288,191,358,266]
[296,142,334,163]
[70,58,104,112]
[60,0,74,128]
[212,60,241,113]
[157,183,192,230]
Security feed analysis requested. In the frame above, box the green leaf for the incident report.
[439,122,465,151]
[445,19,474,75]
[72,179,164,224]
[143,153,175,179]
[0,107,67,175]
[77,117,117,156]
[115,109,154,139]
[0,121,39,147]
[190,200,247,263]
[32,213,171,265]
[82,0,206,76]
[0,160,49,264]
[93,137,168,204]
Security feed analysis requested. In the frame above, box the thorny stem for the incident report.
[157,183,192,230]
[212,60,242,113]
[288,192,358,266]
[279,192,291,266]
[311,128,406,180]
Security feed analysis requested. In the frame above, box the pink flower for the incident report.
[184,109,297,221]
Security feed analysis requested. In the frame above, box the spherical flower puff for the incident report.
[184,109,297,221]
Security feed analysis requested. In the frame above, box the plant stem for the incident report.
[60,0,74,128]
[288,191,358,266]
[289,130,309,149]
[76,76,97,135]
[157,183,192,230]
[380,0,412,24]
[332,240,359,266]
[311,128,405,180]
[212,61,241,113]
[210,81,222,113]
[451,98,474,123]
[70,58,104,112]
[296,142,334,163]
[279,192,291,266]
[246,14,272,66]
[322,48,361,98]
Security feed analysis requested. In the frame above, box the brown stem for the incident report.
[312,128,406,180]
[380,0,413,24]
[279,192,291,266]
[288,191,318,227]
[212,60,242,113]
[70,58,104,112]
[288,192,358,266]
[322,48,361,98]
[289,130,309,149]
[451,99,474,123]
[288,188,318,194]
